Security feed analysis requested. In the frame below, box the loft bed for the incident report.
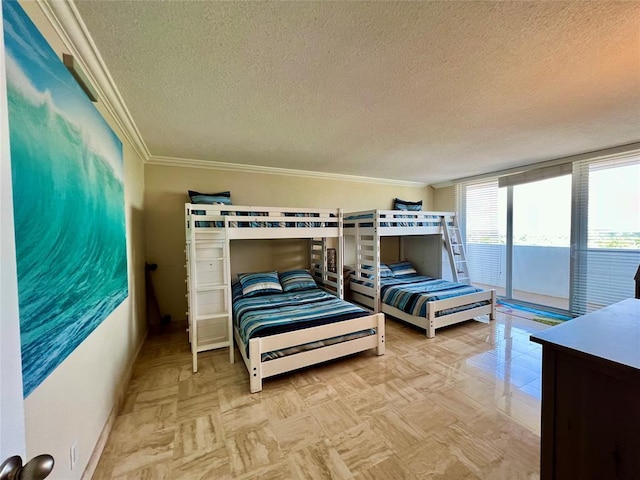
[185,203,385,392]
[344,209,495,337]
[188,204,343,240]
[185,203,345,296]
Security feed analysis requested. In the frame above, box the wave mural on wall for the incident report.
[2,1,128,397]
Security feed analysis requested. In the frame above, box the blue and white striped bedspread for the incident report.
[344,213,440,228]
[194,211,336,228]
[232,285,372,359]
[381,275,487,318]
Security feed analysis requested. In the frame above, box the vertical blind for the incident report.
[460,178,506,290]
[570,155,640,315]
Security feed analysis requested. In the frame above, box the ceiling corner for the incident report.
[35,0,151,162]
[147,155,428,188]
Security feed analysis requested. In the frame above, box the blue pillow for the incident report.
[188,190,232,205]
[238,271,282,297]
[394,198,422,211]
[361,264,394,279]
[279,269,317,292]
[388,261,417,276]
[380,263,394,278]
[232,282,244,301]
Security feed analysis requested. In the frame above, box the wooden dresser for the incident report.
[530,298,640,480]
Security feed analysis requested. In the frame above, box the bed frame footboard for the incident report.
[382,289,495,338]
[236,313,384,393]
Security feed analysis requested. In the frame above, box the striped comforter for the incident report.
[344,213,440,228]
[232,284,372,360]
[381,275,486,318]
[194,211,336,228]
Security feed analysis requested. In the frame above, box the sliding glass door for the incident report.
[511,175,571,310]
[459,153,639,316]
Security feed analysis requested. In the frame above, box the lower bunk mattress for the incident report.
[380,274,488,317]
[232,284,374,361]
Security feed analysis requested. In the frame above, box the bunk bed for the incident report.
[344,209,495,338]
[185,203,385,393]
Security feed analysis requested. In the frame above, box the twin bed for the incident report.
[344,209,496,338]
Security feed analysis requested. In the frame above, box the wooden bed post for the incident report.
[490,289,496,321]
[376,313,385,355]
[337,209,344,299]
[374,211,381,313]
[249,338,263,393]
[322,237,329,286]
[426,306,436,338]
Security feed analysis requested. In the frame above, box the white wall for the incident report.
[7,3,147,478]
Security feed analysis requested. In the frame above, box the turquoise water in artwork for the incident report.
[3,1,128,397]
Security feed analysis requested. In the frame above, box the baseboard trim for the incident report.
[81,328,148,480]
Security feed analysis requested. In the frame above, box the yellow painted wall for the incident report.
[145,164,432,321]
[432,185,457,211]
[14,4,147,478]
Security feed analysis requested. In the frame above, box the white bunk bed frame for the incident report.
[185,204,385,392]
[344,209,495,338]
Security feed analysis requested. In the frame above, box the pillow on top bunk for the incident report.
[279,269,317,292]
[188,190,232,205]
[388,261,418,276]
[238,271,282,297]
[393,198,422,211]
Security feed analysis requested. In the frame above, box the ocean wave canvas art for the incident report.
[2,1,128,397]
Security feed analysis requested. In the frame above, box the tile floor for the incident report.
[92,312,549,479]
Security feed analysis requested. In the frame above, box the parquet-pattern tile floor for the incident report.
[93,312,548,479]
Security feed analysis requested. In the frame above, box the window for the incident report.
[571,156,640,314]
[460,179,506,293]
[456,152,640,316]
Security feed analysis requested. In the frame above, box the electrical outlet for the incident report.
[70,439,78,470]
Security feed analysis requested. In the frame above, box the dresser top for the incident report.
[531,298,640,371]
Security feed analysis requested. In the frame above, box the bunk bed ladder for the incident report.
[186,214,233,373]
[442,215,471,284]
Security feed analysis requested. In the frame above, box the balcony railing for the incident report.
[464,243,640,313]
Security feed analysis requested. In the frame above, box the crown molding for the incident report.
[36,0,150,163]
[147,156,428,188]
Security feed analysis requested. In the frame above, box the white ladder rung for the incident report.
[196,313,229,321]
[196,284,228,292]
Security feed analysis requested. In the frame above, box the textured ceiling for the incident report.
[74,1,640,184]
